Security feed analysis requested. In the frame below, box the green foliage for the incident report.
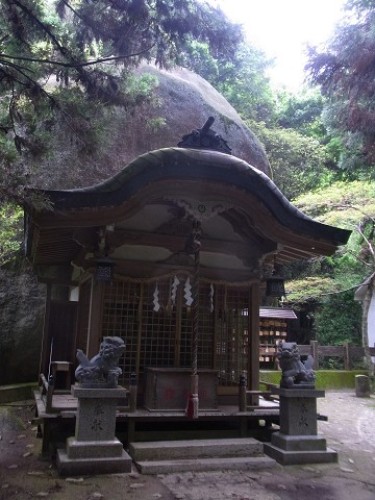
[0,204,23,265]
[275,88,325,137]
[314,290,362,346]
[306,1,375,174]
[180,40,220,84]
[287,179,375,297]
[215,44,275,123]
[285,276,337,303]
[248,120,332,199]
[293,179,375,228]
[285,179,374,348]
[182,41,275,123]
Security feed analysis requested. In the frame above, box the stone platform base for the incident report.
[264,432,338,465]
[57,438,132,476]
[57,449,132,475]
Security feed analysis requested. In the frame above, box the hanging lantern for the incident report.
[95,256,115,283]
[265,271,286,298]
[265,254,286,299]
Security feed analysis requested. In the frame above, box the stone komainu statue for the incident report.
[277,341,316,389]
[75,336,125,388]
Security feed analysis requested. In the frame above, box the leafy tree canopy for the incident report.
[314,289,362,347]
[275,88,325,137]
[306,0,375,175]
[285,179,375,304]
[181,40,275,123]
[1,0,241,100]
[248,120,332,199]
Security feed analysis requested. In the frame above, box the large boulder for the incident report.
[125,65,271,175]
[35,65,271,190]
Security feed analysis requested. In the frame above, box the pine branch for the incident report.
[0,44,156,69]
[1,61,57,106]
[10,0,69,56]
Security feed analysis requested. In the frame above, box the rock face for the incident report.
[35,65,271,190]
[0,269,46,385]
[125,65,271,175]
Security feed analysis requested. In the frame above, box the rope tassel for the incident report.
[185,220,201,419]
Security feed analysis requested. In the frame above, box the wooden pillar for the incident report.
[135,283,144,377]
[344,341,350,370]
[248,282,260,405]
[311,340,319,370]
[40,283,52,376]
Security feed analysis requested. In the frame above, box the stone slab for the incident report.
[129,437,263,461]
[75,397,118,441]
[270,432,327,451]
[66,437,124,459]
[56,448,132,476]
[275,388,325,398]
[136,455,277,474]
[72,385,128,399]
[279,395,318,435]
[263,443,338,465]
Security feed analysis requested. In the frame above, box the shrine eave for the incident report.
[25,147,351,249]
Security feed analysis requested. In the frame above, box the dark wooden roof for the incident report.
[25,148,351,272]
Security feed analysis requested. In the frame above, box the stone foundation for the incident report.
[57,385,131,475]
[264,387,338,465]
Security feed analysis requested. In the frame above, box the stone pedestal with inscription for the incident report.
[264,388,337,465]
[57,386,132,475]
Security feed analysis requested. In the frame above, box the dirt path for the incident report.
[1,391,374,500]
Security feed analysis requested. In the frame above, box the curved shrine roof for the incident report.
[33,147,349,245]
[25,148,351,273]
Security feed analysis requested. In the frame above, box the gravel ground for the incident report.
[1,390,374,500]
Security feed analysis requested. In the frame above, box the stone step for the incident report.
[264,443,338,465]
[136,455,277,475]
[129,437,264,462]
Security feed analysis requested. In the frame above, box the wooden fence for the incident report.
[297,341,375,370]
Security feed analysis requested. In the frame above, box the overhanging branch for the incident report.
[0,44,156,69]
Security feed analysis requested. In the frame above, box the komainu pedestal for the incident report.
[264,388,337,465]
[57,386,132,475]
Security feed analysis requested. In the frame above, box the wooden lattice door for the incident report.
[101,277,251,388]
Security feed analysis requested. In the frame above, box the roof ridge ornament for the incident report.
[177,116,232,154]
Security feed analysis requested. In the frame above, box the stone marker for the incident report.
[57,337,132,475]
[264,387,337,465]
[264,343,337,465]
[355,374,371,398]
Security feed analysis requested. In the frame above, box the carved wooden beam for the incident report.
[106,228,272,262]
[80,257,259,283]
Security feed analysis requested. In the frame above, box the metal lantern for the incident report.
[265,272,286,298]
[95,256,115,283]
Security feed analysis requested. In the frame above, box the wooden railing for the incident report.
[238,373,279,410]
[38,369,137,414]
[296,341,375,370]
